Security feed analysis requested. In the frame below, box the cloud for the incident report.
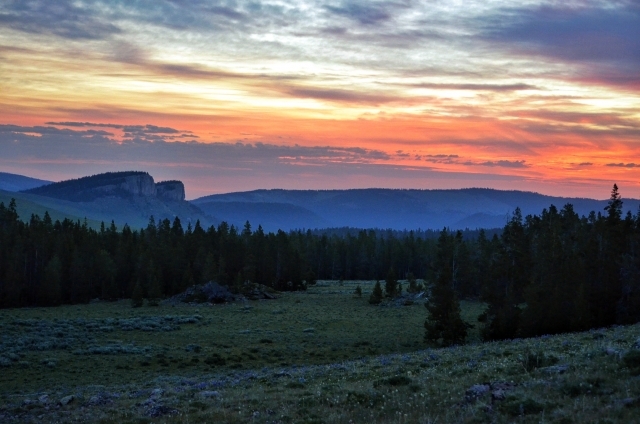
[606,162,640,168]
[283,86,394,104]
[324,2,394,25]
[0,123,391,165]
[483,3,640,63]
[578,162,593,166]
[45,122,196,143]
[480,2,640,90]
[0,0,121,40]
[410,83,536,92]
[473,160,529,168]
[1,121,538,197]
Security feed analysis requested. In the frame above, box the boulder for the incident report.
[59,395,74,406]
[198,391,220,398]
[465,384,490,403]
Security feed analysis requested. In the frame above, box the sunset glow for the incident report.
[1,0,639,199]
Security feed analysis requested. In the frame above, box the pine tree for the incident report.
[424,229,469,346]
[385,267,398,297]
[369,281,383,304]
[406,272,421,293]
[354,285,362,297]
[605,183,623,223]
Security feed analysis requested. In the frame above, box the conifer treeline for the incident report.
[1,185,639,340]
[0,199,440,307]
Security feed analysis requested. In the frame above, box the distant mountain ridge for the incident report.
[0,172,52,192]
[192,187,640,231]
[23,171,185,202]
[1,171,214,229]
[4,170,639,232]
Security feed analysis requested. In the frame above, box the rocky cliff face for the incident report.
[114,173,157,197]
[156,180,185,201]
[23,171,158,201]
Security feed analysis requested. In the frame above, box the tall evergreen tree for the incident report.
[385,267,398,297]
[424,229,469,346]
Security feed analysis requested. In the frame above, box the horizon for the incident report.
[1,1,639,199]
[4,169,635,203]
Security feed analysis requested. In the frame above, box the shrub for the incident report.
[204,354,226,366]
[623,350,640,374]
[519,350,559,372]
[500,396,545,416]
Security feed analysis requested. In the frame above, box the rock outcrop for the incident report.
[23,171,157,201]
[156,180,185,201]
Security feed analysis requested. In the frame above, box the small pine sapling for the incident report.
[354,285,362,297]
[369,281,383,304]
[406,272,422,294]
[385,268,398,298]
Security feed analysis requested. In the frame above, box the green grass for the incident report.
[1,280,639,423]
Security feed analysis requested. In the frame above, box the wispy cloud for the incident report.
[0,0,121,40]
[471,160,529,169]
[606,162,640,168]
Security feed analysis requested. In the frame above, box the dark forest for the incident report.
[1,185,639,342]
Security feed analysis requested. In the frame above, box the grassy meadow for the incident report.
[1,280,639,423]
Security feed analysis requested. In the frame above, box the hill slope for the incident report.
[10,171,216,229]
[0,172,51,192]
[192,188,640,231]
[0,189,102,228]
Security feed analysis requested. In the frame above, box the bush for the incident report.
[204,354,226,366]
[500,396,545,416]
[623,350,640,374]
[519,350,559,372]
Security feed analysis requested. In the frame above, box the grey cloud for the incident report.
[0,123,390,164]
[578,162,593,166]
[411,83,536,92]
[324,1,393,25]
[0,0,121,40]
[284,86,394,104]
[424,154,461,165]
[479,3,640,90]
[43,122,194,144]
[0,124,113,138]
[46,121,121,128]
[466,160,528,168]
[606,163,640,168]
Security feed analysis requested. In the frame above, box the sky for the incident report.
[1,0,639,200]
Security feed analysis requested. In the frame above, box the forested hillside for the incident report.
[193,187,640,231]
[1,185,639,341]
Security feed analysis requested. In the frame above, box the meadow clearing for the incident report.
[0,280,639,423]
